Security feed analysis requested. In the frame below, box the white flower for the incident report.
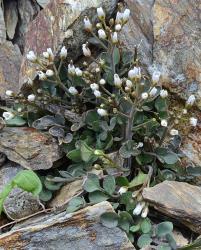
[126,80,132,88]
[152,70,161,83]
[186,95,196,106]
[26,51,37,62]
[114,74,122,87]
[170,129,179,136]
[75,67,83,76]
[37,88,42,94]
[83,16,92,31]
[97,108,108,116]
[99,79,106,85]
[60,46,67,59]
[95,67,100,73]
[149,87,157,97]
[98,29,107,39]
[190,117,197,127]
[27,94,36,102]
[46,69,54,77]
[68,86,78,95]
[141,92,148,100]
[94,90,101,98]
[97,7,105,19]
[133,202,145,216]
[115,11,123,24]
[115,24,122,31]
[160,89,168,98]
[5,90,14,97]
[38,71,47,80]
[128,67,141,79]
[137,142,144,148]
[90,83,99,91]
[118,187,128,195]
[183,109,187,114]
[82,44,91,57]
[46,48,54,61]
[17,107,22,112]
[161,119,168,127]
[2,112,14,120]
[68,64,75,75]
[112,32,118,43]
[141,206,149,218]
[123,9,130,22]
[43,51,49,58]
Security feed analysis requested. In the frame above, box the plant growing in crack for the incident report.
[0,3,199,249]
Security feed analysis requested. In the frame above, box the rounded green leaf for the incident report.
[83,174,100,192]
[103,175,116,195]
[130,224,140,233]
[141,218,152,234]
[100,212,119,228]
[66,197,85,213]
[156,222,173,237]
[88,191,109,203]
[137,234,152,248]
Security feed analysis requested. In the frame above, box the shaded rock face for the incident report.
[152,0,201,103]
[0,127,63,170]
[120,0,154,68]
[0,202,135,250]
[0,42,22,99]
[19,0,117,86]
[142,181,201,234]
[0,161,41,220]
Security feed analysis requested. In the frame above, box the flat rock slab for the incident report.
[0,127,63,170]
[0,161,41,220]
[0,202,135,250]
[143,181,201,234]
[20,0,117,86]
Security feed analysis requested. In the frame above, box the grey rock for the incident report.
[143,181,201,234]
[119,0,154,68]
[0,41,22,99]
[1,202,135,249]
[4,0,18,40]
[152,0,201,105]
[0,127,63,170]
[0,0,6,42]
[0,161,41,220]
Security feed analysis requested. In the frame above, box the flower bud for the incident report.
[161,119,168,127]
[123,9,130,22]
[125,86,131,92]
[26,51,37,62]
[115,24,122,31]
[128,67,141,79]
[2,112,14,120]
[126,80,132,88]
[99,79,106,85]
[60,46,67,59]
[38,71,47,80]
[141,206,149,218]
[149,87,157,97]
[17,108,22,112]
[118,187,128,195]
[68,63,76,75]
[189,117,197,127]
[82,44,91,57]
[115,11,123,24]
[186,95,196,106]
[90,83,99,91]
[83,16,92,32]
[133,202,145,216]
[27,78,33,85]
[68,86,78,95]
[5,90,14,97]
[160,89,168,98]
[46,69,54,77]
[152,70,161,83]
[170,129,179,136]
[97,108,108,116]
[114,74,122,87]
[95,67,100,73]
[97,7,105,20]
[98,29,107,39]
[183,109,187,114]
[112,32,118,43]
[141,92,148,100]
[75,67,83,76]
[27,94,36,102]
[94,90,101,98]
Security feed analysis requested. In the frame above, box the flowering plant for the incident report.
[0,4,198,249]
